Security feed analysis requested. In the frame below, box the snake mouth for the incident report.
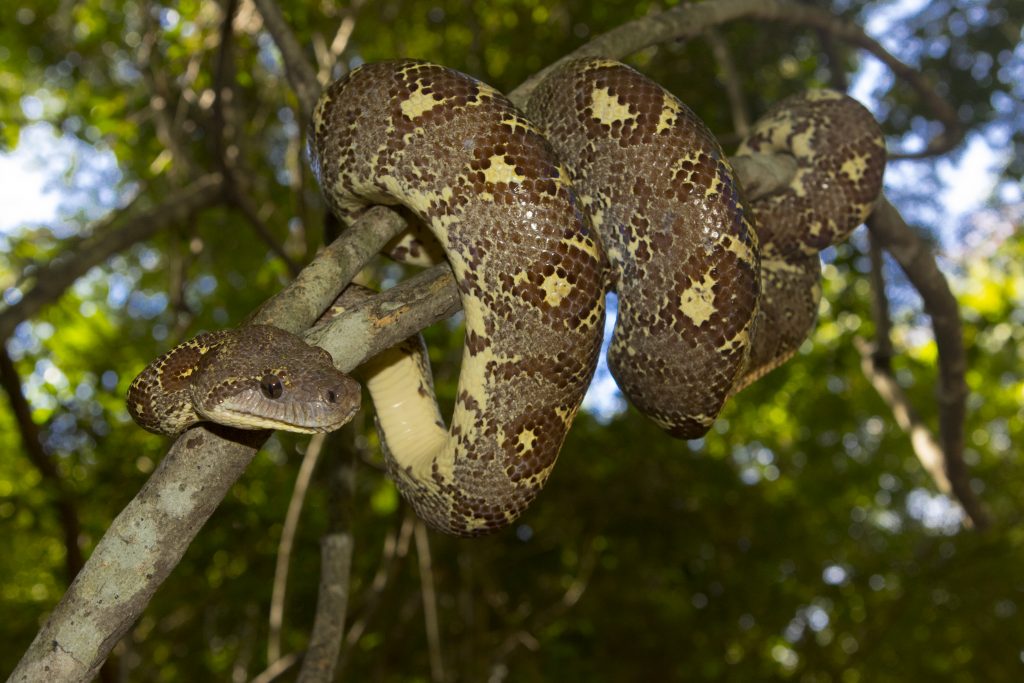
[194,362,363,434]
[203,399,360,434]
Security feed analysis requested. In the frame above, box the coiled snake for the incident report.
[129,58,885,536]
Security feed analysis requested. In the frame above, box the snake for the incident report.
[128,58,885,537]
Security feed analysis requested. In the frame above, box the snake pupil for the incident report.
[327,389,337,403]
[260,374,284,399]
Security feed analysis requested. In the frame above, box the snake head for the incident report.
[187,325,361,434]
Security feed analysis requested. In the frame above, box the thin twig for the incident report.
[705,27,750,136]
[250,651,301,683]
[337,512,415,676]
[0,344,83,583]
[414,521,445,683]
[314,12,358,85]
[296,426,359,682]
[268,433,327,664]
[251,0,320,121]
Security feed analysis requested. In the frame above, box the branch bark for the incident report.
[8,210,407,682]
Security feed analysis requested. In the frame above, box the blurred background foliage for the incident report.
[1,0,1023,680]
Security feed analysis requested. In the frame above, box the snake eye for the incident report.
[260,374,284,399]
[326,389,338,403]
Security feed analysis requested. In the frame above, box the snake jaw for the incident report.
[194,374,361,434]
[130,325,363,436]
[188,328,363,433]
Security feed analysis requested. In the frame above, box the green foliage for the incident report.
[1,0,1023,680]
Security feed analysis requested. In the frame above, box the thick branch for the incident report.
[9,209,405,682]
[9,423,271,683]
[0,173,226,341]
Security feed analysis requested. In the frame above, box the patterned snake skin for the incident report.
[128,59,885,536]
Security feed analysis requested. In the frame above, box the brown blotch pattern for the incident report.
[733,90,886,387]
[528,59,761,439]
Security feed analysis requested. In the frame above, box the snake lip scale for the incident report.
[129,58,884,537]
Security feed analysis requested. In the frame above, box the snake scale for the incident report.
[129,58,885,536]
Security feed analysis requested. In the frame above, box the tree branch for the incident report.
[506,0,961,156]
[268,433,327,664]
[866,199,988,529]
[0,344,83,584]
[9,209,406,682]
[854,337,963,514]
[296,535,353,682]
[251,0,320,122]
[0,173,226,341]
[414,521,445,683]
[296,425,358,682]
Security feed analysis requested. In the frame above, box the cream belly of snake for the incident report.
[128,59,885,537]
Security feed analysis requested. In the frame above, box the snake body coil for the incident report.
[527,59,761,438]
[311,61,607,535]
[129,58,884,537]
